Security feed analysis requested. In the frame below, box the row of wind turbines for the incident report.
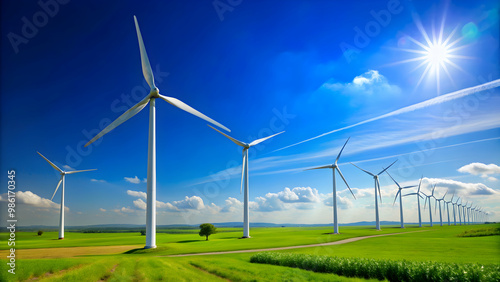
[37,16,489,248]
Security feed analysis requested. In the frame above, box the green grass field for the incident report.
[0,223,498,281]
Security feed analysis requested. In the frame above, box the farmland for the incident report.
[0,224,499,281]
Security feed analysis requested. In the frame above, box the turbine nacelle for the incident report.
[150,87,160,98]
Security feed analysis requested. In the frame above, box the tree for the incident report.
[37,230,43,236]
[140,230,146,236]
[199,223,217,241]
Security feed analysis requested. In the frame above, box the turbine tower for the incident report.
[443,193,453,226]
[402,177,424,227]
[434,189,447,227]
[386,171,415,228]
[467,202,473,225]
[351,160,397,230]
[456,198,463,225]
[85,16,230,249]
[37,152,96,239]
[422,185,436,227]
[208,125,283,238]
[305,138,356,234]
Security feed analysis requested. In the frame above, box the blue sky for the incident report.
[1,0,499,227]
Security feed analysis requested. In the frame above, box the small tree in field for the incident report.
[199,223,217,241]
[37,230,43,236]
[140,230,146,236]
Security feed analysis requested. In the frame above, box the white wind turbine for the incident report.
[422,185,436,227]
[84,16,230,249]
[434,189,447,227]
[37,152,96,239]
[385,171,415,228]
[443,193,453,226]
[351,160,397,230]
[305,138,356,234]
[456,198,463,225]
[208,125,283,238]
[466,202,473,225]
[462,200,469,225]
[402,177,424,227]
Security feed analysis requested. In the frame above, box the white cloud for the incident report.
[143,178,147,183]
[113,207,135,214]
[63,165,75,171]
[16,191,66,210]
[268,187,320,203]
[320,70,401,96]
[91,179,106,183]
[221,197,242,213]
[127,190,147,199]
[422,177,498,196]
[133,198,147,210]
[99,208,106,212]
[157,201,180,212]
[458,163,500,179]
[487,177,498,182]
[323,193,354,209]
[124,176,141,184]
[171,196,205,210]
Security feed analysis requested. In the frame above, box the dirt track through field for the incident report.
[166,230,429,257]
[0,245,142,259]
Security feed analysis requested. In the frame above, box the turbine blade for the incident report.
[207,125,245,147]
[335,137,350,165]
[417,177,423,192]
[377,160,398,175]
[393,190,400,206]
[385,170,402,189]
[304,165,332,171]
[424,197,427,210]
[159,95,230,132]
[248,131,284,147]
[65,169,97,175]
[403,185,416,189]
[37,152,62,173]
[240,149,247,194]
[51,176,63,201]
[133,16,156,90]
[85,95,150,147]
[337,167,356,199]
[376,179,382,203]
[350,163,375,177]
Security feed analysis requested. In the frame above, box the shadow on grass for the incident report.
[123,246,169,254]
[176,240,203,243]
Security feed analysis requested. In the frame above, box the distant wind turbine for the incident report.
[208,125,283,238]
[385,171,415,228]
[434,189,447,227]
[351,160,397,230]
[84,16,230,249]
[305,138,356,234]
[37,152,96,239]
[456,198,463,225]
[422,185,436,227]
[443,193,453,226]
[402,177,424,227]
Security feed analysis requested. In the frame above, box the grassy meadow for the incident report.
[0,223,498,281]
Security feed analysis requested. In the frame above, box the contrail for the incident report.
[273,79,500,153]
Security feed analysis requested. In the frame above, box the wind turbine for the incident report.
[385,171,415,228]
[208,125,283,238]
[422,185,436,227]
[351,160,397,230]
[434,189,447,227]
[305,138,356,234]
[443,193,453,226]
[37,152,96,239]
[456,198,463,225]
[466,202,473,225]
[462,200,469,225]
[402,177,424,227]
[84,16,230,249]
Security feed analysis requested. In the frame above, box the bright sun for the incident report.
[389,12,473,94]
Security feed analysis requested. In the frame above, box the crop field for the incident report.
[0,224,499,281]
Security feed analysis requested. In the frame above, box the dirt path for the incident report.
[0,245,142,259]
[167,230,429,257]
